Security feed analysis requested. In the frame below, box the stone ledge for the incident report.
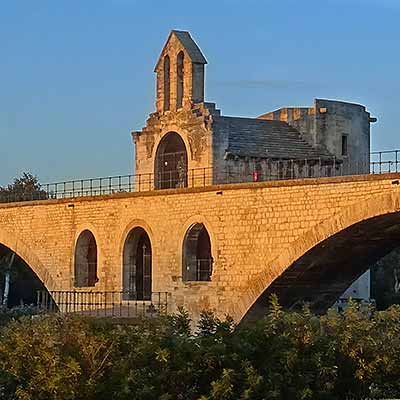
[1,172,399,209]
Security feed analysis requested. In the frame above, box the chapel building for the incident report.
[132,30,375,191]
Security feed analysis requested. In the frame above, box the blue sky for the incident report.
[1,0,399,185]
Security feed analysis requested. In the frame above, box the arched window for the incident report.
[122,227,152,300]
[74,230,98,287]
[155,132,188,189]
[163,55,170,111]
[183,223,213,281]
[176,51,184,109]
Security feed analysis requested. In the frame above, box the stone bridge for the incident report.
[1,173,400,322]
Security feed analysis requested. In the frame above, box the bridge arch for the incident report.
[0,226,57,292]
[240,191,400,322]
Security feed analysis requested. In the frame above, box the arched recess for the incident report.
[0,227,56,305]
[122,227,152,300]
[239,191,400,322]
[154,132,188,189]
[163,55,170,111]
[176,51,184,109]
[182,223,213,281]
[74,230,98,288]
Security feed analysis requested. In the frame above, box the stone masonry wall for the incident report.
[258,99,372,174]
[133,103,216,188]
[0,173,399,322]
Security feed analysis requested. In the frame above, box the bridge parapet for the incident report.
[1,150,399,204]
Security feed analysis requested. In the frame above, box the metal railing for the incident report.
[196,259,213,281]
[36,290,169,318]
[184,258,213,282]
[370,150,400,174]
[1,151,399,204]
[0,169,214,203]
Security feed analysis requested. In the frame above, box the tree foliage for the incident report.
[0,300,400,399]
[371,248,400,309]
[0,172,47,203]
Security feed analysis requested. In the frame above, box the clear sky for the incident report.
[1,0,399,186]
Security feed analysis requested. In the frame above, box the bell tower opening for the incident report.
[155,132,188,189]
[154,30,207,114]
[163,55,170,111]
[176,51,184,109]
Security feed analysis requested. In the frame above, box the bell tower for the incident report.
[154,30,207,114]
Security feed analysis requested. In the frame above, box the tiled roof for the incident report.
[214,116,333,160]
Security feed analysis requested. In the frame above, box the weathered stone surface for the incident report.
[0,173,399,321]
[154,30,206,114]
[135,31,374,188]
[258,99,373,173]
[0,31,382,323]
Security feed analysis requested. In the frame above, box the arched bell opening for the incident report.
[122,227,152,300]
[163,55,170,111]
[182,223,213,282]
[176,51,184,109]
[155,132,188,189]
[74,230,98,288]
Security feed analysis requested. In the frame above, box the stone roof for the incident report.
[154,30,207,71]
[172,30,207,64]
[214,116,334,160]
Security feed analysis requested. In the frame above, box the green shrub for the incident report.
[0,299,400,399]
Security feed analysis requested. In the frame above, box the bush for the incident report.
[0,305,41,327]
[0,299,400,399]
